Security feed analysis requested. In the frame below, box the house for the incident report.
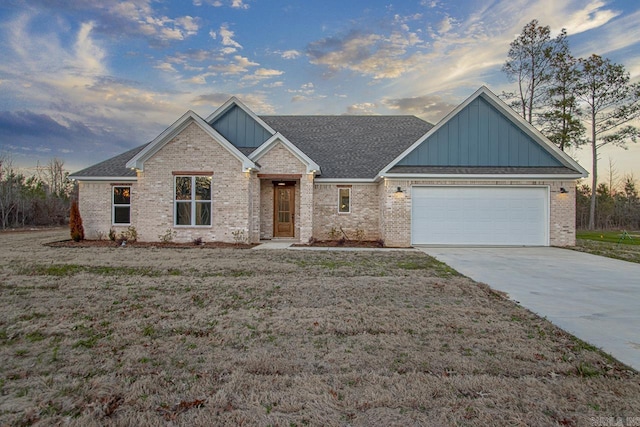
[69,86,588,247]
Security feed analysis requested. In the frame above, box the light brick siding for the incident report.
[78,181,136,239]
[312,184,380,241]
[135,121,253,243]
[255,141,313,242]
[380,179,577,247]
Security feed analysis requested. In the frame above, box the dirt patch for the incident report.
[572,239,640,264]
[0,229,638,426]
[292,239,385,248]
[46,239,257,249]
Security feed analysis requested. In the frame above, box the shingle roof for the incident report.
[387,165,581,175]
[259,115,434,179]
[69,143,149,178]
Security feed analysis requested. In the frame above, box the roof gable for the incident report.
[125,110,256,172]
[259,115,433,179]
[206,97,275,149]
[250,133,320,174]
[382,86,587,177]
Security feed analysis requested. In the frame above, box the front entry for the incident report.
[274,184,295,238]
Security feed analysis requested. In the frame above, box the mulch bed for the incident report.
[45,239,257,249]
[292,239,385,248]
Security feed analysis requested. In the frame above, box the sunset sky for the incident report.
[0,0,639,180]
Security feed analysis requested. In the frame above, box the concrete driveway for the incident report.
[418,247,640,371]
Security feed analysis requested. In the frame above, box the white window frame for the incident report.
[338,187,351,214]
[174,175,213,227]
[112,186,131,225]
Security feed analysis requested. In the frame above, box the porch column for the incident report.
[298,173,314,243]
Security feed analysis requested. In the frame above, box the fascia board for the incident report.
[381,173,585,180]
[125,110,257,172]
[313,178,376,183]
[378,87,485,176]
[68,176,137,181]
[478,88,589,176]
[377,86,589,178]
[205,96,277,136]
[249,133,321,174]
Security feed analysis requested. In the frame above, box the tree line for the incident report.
[502,19,640,230]
[0,156,74,229]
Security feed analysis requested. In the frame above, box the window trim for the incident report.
[338,187,351,214]
[112,186,131,225]
[173,175,213,227]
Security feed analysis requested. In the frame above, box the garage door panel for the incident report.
[411,186,548,246]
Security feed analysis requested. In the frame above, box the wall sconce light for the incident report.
[560,187,568,194]
[395,186,403,193]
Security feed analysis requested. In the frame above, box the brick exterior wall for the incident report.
[135,121,253,243]
[255,141,313,242]
[312,184,380,241]
[380,179,577,247]
[77,124,577,247]
[77,181,136,239]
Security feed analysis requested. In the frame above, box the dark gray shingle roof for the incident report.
[259,115,434,179]
[69,143,150,178]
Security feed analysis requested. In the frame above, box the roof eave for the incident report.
[68,176,138,182]
[380,173,586,180]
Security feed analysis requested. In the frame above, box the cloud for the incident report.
[242,68,284,81]
[208,55,258,74]
[560,0,620,35]
[383,95,457,122]
[347,102,377,114]
[231,0,249,9]
[0,110,95,139]
[281,50,301,59]
[263,81,283,88]
[191,93,275,113]
[218,24,243,50]
[306,29,423,79]
[154,62,178,73]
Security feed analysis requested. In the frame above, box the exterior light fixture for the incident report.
[395,186,403,193]
[277,182,286,186]
[560,187,568,194]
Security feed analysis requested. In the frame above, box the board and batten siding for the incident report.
[397,96,562,167]
[210,104,272,149]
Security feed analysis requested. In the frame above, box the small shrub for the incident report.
[232,229,248,244]
[337,237,346,246]
[123,226,138,243]
[192,237,203,246]
[375,239,385,248]
[327,227,340,240]
[108,228,117,241]
[69,200,84,242]
[353,227,365,242]
[96,231,107,241]
[159,228,177,243]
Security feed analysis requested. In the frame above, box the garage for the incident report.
[411,186,549,246]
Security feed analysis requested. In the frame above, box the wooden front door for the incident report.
[274,185,295,237]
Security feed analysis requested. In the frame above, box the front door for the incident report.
[274,185,295,238]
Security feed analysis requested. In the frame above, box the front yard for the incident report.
[0,229,638,426]
[574,230,640,264]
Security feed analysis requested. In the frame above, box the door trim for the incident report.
[273,184,295,238]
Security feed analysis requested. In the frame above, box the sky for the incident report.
[0,0,639,182]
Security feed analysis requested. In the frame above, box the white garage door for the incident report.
[411,186,548,246]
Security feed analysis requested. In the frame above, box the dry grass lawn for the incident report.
[0,229,638,426]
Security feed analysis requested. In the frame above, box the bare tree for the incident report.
[503,20,567,124]
[576,54,640,229]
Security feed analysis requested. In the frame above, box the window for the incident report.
[338,188,351,213]
[113,186,131,224]
[175,176,212,226]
